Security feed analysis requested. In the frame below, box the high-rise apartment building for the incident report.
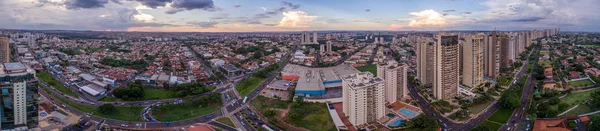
[326,41,333,53]
[377,61,408,103]
[313,32,318,44]
[0,62,38,130]
[0,36,9,63]
[461,34,484,88]
[483,31,500,79]
[499,34,511,68]
[342,72,385,125]
[433,35,460,100]
[320,44,325,53]
[416,38,436,86]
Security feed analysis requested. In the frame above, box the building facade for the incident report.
[461,34,484,88]
[416,37,436,86]
[377,61,408,104]
[342,72,385,125]
[433,35,460,100]
[0,62,38,130]
[483,31,500,79]
[0,36,9,63]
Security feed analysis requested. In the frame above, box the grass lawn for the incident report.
[235,76,266,97]
[526,62,534,73]
[152,103,221,121]
[356,64,377,76]
[468,101,493,115]
[286,102,336,131]
[473,121,502,131]
[563,104,597,116]
[41,85,144,122]
[252,96,290,112]
[539,60,552,67]
[488,108,514,124]
[561,88,600,106]
[143,89,177,100]
[568,79,595,87]
[38,71,77,97]
[216,117,236,127]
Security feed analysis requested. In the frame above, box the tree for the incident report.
[557,103,569,112]
[590,91,600,107]
[99,104,116,114]
[264,110,277,118]
[590,116,600,131]
[548,97,561,105]
[407,115,439,130]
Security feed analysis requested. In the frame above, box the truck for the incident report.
[242,96,248,103]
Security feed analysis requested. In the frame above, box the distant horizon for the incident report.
[1,0,599,32]
[3,28,593,34]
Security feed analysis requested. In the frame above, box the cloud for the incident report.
[277,11,317,27]
[443,10,455,12]
[133,0,172,8]
[509,17,545,22]
[187,21,218,28]
[463,11,472,14]
[233,5,241,8]
[407,10,448,28]
[281,1,301,9]
[365,9,370,12]
[64,0,109,9]
[261,7,267,11]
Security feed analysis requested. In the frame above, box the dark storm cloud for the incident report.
[365,9,370,12]
[133,0,172,8]
[187,21,219,28]
[233,5,241,8]
[171,0,215,10]
[509,17,545,22]
[463,12,472,14]
[64,0,109,9]
[281,1,301,9]
[443,10,455,12]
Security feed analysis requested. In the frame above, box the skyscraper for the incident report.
[416,37,436,86]
[483,31,500,79]
[0,62,38,130]
[320,44,325,53]
[461,34,484,88]
[499,34,511,68]
[326,41,333,53]
[342,72,385,125]
[0,36,9,63]
[313,32,318,44]
[377,61,408,103]
[433,35,460,100]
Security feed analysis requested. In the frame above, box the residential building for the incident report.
[484,31,500,79]
[327,41,333,53]
[0,62,38,130]
[313,32,318,44]
[0,36,9,63]
[433,35,460,100]
[416,37,436,86]
[342,72,385,125]
[377,61,408,103]
[461,34,484,88]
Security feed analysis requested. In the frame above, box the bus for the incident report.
[261,125,275,131]
[242,96,248,103]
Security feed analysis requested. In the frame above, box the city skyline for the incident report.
[1,0,599,32]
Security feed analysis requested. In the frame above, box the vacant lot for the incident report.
[236,76,266,96]
[152,103,221,121]
[469,101,493,115]
[473,120,502,131]
[38,72,77,97]
[568,79,595,87]
[356,64,377,76]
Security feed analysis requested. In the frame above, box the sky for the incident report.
[1,0,599,32]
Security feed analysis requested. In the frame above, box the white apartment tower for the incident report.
[416,37,436,86]
[313,32,318,44]
[461,34,484,88]
[342,72,385,125]
[433,35,460,100]
[377,61,408,103]
[327,41,333,53]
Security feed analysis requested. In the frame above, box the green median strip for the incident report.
[38,71,77,97]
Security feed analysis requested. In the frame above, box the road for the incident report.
[406,46,536,131]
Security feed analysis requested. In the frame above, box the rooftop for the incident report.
[341,72,383,90]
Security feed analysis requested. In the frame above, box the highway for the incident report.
[406,47,536,131]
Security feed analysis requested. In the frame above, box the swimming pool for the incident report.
[388,120,404,127]
[400,108,416,117]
